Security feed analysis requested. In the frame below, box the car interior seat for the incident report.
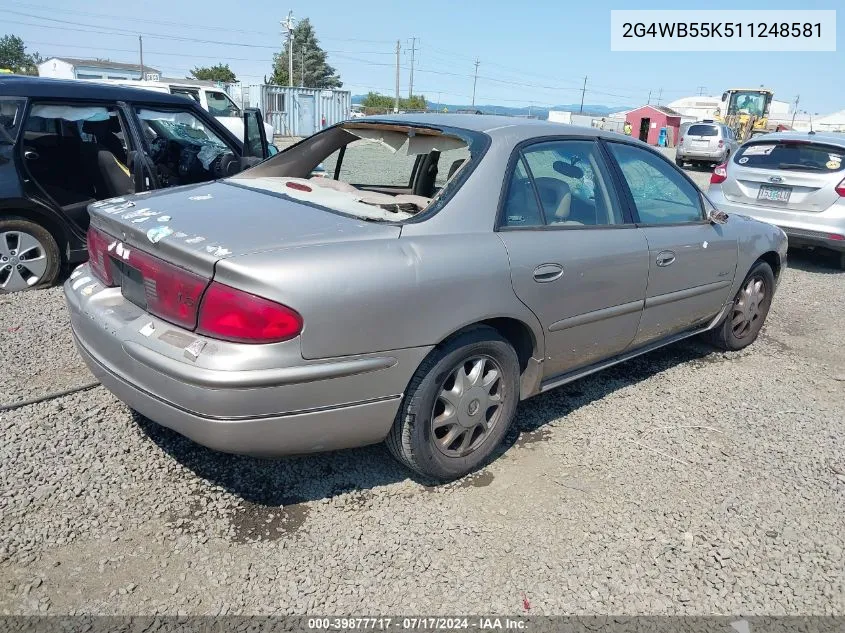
[413,150,440,197]
[534,177,580,225]
[81,119,134,199]
[447,159,465,180]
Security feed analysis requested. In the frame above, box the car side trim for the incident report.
[548,299,644,332]
[539,303,730,394]
[122,341,398,389]
[644,279,732,309]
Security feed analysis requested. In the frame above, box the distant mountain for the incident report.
[350,95,632,119]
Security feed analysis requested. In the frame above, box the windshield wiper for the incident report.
[777,163,826,171]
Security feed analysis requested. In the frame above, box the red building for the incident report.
[624,105,682,146]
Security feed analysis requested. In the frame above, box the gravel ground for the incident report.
[1,155,844,616]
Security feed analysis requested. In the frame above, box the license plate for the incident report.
[758,185,791,202]
[692,140,709,148]
[113,259,148,309]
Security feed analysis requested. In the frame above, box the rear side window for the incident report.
[0,98,26,143]
[687,124,718,137]
[733,141,845,172]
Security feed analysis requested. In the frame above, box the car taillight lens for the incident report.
[711,163,728,184]
[829,233,845,241]
[124,248,209,329]
[718,139,725,147]
[679,137,684,144]
[197,282,303,344]
[87,225,115,285]
[835,178,845,197]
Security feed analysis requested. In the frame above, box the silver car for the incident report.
[64,114,787,481]
[676,122,739,168]
[708,131,845,269]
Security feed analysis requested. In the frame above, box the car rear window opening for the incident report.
[734,142,845,172]
[687,125,718,137]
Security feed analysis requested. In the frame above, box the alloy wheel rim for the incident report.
[431,355,505,458]
[0,231,49,293]
[731,275,766,339]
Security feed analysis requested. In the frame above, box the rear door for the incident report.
[685,123,719,154]
[497,138,650,378]
[721,139,844,213]
[605,141,738,347]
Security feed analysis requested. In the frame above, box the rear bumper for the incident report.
[707,189,845,252]
[677,148,725,161]
[64,265,430,456]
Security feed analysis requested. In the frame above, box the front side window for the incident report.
[607,142,703,225]
[135,107,235,186]
[207,91,241,117]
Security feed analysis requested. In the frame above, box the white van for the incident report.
[83,79,274,142]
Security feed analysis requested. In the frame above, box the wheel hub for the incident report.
[430,355,505,457]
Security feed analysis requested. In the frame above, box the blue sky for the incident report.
[5,0,843,113]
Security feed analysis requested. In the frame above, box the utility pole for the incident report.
[697,85,707,96]
[579,76,587,113]
[408,37,417,98]
[656,87,663,105]
[646,89,652,104]
[301,47,305,87]
[471,58,480,107]
[791,94,800,128]
[282,11,295,87]
[394,40,401,113]
[138,36,144,79]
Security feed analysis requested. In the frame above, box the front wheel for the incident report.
[0,217,61,293]
[386,326,520,481]
[708,260,775,351]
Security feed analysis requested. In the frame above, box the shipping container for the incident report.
[238,85,352,138]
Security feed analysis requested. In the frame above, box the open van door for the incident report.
[241,108,269,167]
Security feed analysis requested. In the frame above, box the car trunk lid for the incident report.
[721,140,845,213]
[88,180,402,278]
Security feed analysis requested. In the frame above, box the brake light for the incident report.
[711,163,728,184]
[197,282,303,344]
[829,233,845,241]
[679,137,684,144]
[835,178,845,197]
[718,139,725,148]
[87,225,115,285]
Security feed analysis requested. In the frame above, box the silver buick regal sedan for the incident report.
[64,114,788,481]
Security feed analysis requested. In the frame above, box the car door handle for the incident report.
[533,263,564,283]
[656,250,676,267]
[23,150,39,161]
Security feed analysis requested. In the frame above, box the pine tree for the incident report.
[270,19,342,88]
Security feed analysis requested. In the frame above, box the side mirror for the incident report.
[721,92,728,102]
[708,208,729,225]
[241,107,269,161]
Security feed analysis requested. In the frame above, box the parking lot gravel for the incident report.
[1,158,844,616]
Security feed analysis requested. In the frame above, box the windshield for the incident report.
[728,92,768,117]
[687,124,719,137]
[734,141,845,172]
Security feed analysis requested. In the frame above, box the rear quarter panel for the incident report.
[726,213,788,292]
[214,233,544,360]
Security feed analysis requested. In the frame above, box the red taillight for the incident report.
[679,137,684,144]
[711,163,728,184]
[718,139,725,148]
[86,225,115,285]
[835,178,845,197]
[196,282,303,344]
[829,233,845,241]
[125,248,208,329]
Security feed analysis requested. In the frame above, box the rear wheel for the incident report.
[675,157,684,168]
[0,217,60,293]
[386,326,520,481]
[708,260,774,351]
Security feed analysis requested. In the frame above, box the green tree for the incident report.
[0,34,41,75]
[189,63,237,83]
[270,18,341,88]
[360,92,427,112]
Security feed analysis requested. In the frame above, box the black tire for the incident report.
[0,216,61,293]
[386,326,520,481]
[675,157,684,168]
[708,260,775,351]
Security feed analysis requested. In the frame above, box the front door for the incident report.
[497,139,650,378]
[639,118,650,142]
[605,141,738,346]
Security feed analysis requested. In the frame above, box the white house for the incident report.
[37,57,160,82]
[667,95,792,122]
